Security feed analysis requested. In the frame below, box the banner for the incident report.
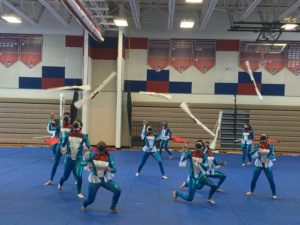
[193,40,216,73]
[0,35,19,68]
[264,51,285,75]
[170,39,193,73]
[147,40,169,72]
[20,35,43,68]
[239,42,260,72]
[285,42,300,75]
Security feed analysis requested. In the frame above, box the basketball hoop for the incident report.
[257,49,266,66]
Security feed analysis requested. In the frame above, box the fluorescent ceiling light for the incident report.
[180,20,194,28]
[1,15,22,23]
[185,0,203,3]
[114,18,128,27]
[281,23,298,30]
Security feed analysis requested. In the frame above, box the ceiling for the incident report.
[1,0,300,40]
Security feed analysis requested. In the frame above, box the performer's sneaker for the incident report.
[272,195,278,199]
[169,155,173,159]
[44,180,53,186]
[217,188,224,192]
[57,184,62,191]
[246,162,252,166]
[241,163,246,166]
[81,205,87,211]
[135,172,140,177]
[162,175,168,179]
[110,208,119,213]
[77,193,85,199]
[172,191,178,201]
[207,199,216,204]
[245,191,253,196]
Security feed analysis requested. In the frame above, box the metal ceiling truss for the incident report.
[239,0,261,21]
[277,0,300,21]
[129,0,141,30]
[168,0,175,30]
[200,0,218,31]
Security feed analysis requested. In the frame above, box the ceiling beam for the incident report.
[168,0,176,30]
[1,0,38,26]
[239,0,261,21]
[277,0,300,21]
[200,0,218,31]
[129,0,141,29]
[38,0,69,26]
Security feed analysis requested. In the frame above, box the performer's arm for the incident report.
[141,125,146,140]
[108,155,117,173]
[269,144,276,161]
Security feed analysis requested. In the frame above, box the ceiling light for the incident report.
[180,20,194,28]
[114,18,128,27]
[1,15,22,23]
[185,0,203,3]
[281,23,298,30]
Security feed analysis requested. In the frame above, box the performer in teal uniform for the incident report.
[158,121,173,159]
[58,119,91,199]
[173,140,218,204]
[246,133,277,199]
[241,123,254,166]
[81,141,121,213]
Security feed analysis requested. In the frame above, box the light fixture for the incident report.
[281,23,298,30]
[1,15,22,23]
[185,0,203,3]
[180,20,194,28]
[114,18,128,27]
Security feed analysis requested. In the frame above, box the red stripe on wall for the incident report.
[65,36,84,48]
[216,40,240,51]
[90,48,117,60]
[42,78,65,89]
[126,37,148,49]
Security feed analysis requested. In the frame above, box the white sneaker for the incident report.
[77,193,85,199]
[44,180,53,186]
[217,188,224,192]
[57,184,62,191]
[162,175,168,179]
[246,162,251,166]
[135,172,140,177]
[272,195,278,199]
[245,191,253,196]
[172,191,178,201]
[207,199,216,204]
[241,163,246,166]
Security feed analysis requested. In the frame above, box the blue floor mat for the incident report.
[0,147,299,225]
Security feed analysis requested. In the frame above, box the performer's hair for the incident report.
[162,121,168,127]
[244,123,252,129]
[196,139,205,145]
[260,133,268,141]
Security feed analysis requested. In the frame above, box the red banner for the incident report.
[264,51,285,75]
[285,42,300,75]
[20,35,42,68]
[193,40,216,73]
[0,35,19,68]
[170,39,193,73]
[147,40,170,72]
[239,42,260,72]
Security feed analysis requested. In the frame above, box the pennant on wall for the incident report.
[286,42,300,76]
[170,39,193,73]
[0,35,19,68]
[20,35,43,69]
[264,51,285,75]
[193,40,216,73]
[147,40,170,72]
[239,42,260,72]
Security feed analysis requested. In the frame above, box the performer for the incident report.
[81,141,121,213]
[173,140,218,204]
[203,141,226,191]
[241,123,254,166]
[158,121,173,159]
[46,113,60,156]
[58,119,91,199]
[246,133,277,199]
[135,121,168,179]
[44,112,76,185]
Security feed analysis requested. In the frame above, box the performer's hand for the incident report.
[182,144,188,150]
[105,167,111,172]
[87,163,93,170]
[84,151,91,159]
[61,147,67,154]
[143,120,147,126]
[50,112,55,120]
